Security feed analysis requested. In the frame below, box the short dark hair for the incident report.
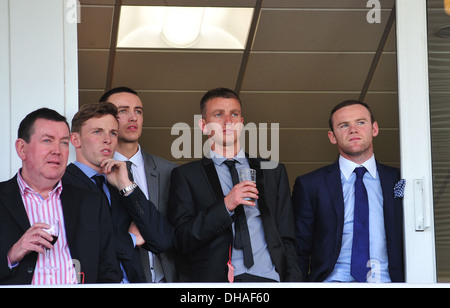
[71,102,118,133]
[99,86,139,103]
[18,108,69,143]
[200,87,242,118]
[328,99,375,131]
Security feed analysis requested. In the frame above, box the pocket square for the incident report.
[394,179,406,198]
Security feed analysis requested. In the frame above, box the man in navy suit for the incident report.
[292,100,404,282]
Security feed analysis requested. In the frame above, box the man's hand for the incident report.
[8,223,54,265]
[100,159,133,191]
[224,181,258,212]
[129,222,145,247]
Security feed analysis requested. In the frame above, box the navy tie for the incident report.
[223,160,254,269]
[92,174,110,205]
[351,167,370,282]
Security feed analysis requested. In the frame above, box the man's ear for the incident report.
[328,130,337,145]
[15,138,27,160]
[198,117,207,134]
[372,121,379,138]
[70,132,82,148]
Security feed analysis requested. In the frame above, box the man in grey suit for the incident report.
[100,87,177,282]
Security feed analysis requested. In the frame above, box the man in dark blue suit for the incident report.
[292,100,404,282]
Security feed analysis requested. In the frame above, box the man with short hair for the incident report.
[0,108,121,285]
[63,102,173,283]
[100,87,177,282]
[292,100,404,283]
[168,88,302,282]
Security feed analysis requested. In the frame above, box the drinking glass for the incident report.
[238,168,256,201]
[38,218,60,277]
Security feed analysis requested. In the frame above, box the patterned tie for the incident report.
[125,161,134,181]
[223,160,254,269]
[351,167,370,282]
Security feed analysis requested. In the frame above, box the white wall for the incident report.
[0,0,78,181]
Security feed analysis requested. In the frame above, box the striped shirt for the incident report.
[17,172,77,285]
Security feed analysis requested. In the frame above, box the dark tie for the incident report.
[125,161,134,181]
[223,160,254,269]
[351,167,370,282]
[92,174,109,205]
[124,161,152,281]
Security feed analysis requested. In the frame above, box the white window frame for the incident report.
[396,0,437,283]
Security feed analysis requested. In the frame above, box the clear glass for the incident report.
[37,217,60,283]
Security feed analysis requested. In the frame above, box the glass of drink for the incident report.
[38,218,60,276]
[238,168,256,201]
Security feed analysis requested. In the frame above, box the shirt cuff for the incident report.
[129,232,137,248]
[7,256,19,269]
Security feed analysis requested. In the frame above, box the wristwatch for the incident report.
[119,182,138,196]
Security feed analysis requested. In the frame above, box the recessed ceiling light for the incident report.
[117,6,254,49]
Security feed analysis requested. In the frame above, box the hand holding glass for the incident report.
[238,168,256,201]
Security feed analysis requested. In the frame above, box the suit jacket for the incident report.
[140,151,178,282]
[62,162,174,283]
[292,161,404,282]
[0,175,122,285]
[168,156,302,282]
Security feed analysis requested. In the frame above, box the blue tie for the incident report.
[351,167,370,282]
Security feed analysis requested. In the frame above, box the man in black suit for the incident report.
[292,100,404,282]
[62,102,173,283]
[0,108,121,285]
[168,88,302,282]
[99,87,177,282]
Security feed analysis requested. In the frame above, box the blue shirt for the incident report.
[324,155,391,283]
[210,149,280,282]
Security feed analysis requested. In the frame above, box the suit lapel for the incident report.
[0,176,31,232]
[201,157,224,200]
[325,162,345,229]
[377,162,396,230]
[142,152,159,208]
[60,183,81,246]
[65,163,98,190]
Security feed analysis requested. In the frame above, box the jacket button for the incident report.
[27,267,34,274]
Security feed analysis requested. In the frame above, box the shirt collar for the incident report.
[339,154,377,180]
[210,148,246,166]
[73,161,101,179]
[114,144,143,168]
[17,168,63,198]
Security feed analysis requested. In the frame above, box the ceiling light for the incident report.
[161,7,205,48]
[117,6,254,49]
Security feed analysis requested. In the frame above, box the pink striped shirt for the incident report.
[17,172,77,285]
